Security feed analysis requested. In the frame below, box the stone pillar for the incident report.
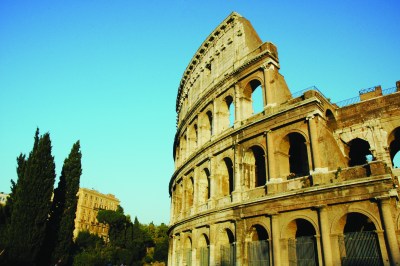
[316,205,333,266]
[262,64,273,107]
[271,213,281,266]
[266,130,276,180]
[234,83,243,126]
[307,114,322,170]
[193,166,198,214]
[377,196,400,265]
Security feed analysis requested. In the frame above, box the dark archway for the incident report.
[340,213,382,265]
[389,127,400,167]
[251,146,266,187]
[223,158,234,195]
[288,219,318,266]
[248,224,270,266]
[288,133,310,178]
[348,138,372,167]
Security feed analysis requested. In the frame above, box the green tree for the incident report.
[6,129,56,265]
[40,141,82,265]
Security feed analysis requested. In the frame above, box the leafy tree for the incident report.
[39,141,82,265]
[6,129,56,265]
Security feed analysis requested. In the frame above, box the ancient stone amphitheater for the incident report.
[168,12,400,266]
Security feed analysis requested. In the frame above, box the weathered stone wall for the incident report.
[169,12,400,266]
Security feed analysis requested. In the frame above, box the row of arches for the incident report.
[176,79,265,166]
[173,212,384,266]
[173,129,400,219]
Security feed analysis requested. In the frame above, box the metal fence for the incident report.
[339,231,383,266]
[200,246,210,266]
[248,240,270,266]
[184,248,192,266]
[288,236,318,266]
[220,243,236,266]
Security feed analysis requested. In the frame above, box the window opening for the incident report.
[224,158,234,195]
[348,138,372,167]
[252,146,266,187]
[207,111,213,136]
[389,128,400,167]
[288,133,310,178]
[226,96,235,127]
[251,81,263,114]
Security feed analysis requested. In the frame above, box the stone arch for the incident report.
[285,217,319,265]
[325,109,337,130]
[188,119,198,152]
[185,176,194,213]
[199,105,213,145]
[183,236,193,265]
[242,78,264,118]
[388,127,400,167]
[198,233,210,266]
[346,138,373,167]
[335,211,383,265]
[220,157,234,196]
[243,145,266,188]
[331,208,382,235]
[219,227,236,265]
[278,131,310,179]
[198,168,210,205]
[247,224,271,265]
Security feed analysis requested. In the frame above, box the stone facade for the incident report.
[73,187,120,241]
[168,12,400,266]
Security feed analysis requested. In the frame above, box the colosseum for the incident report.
[168,12,400,266]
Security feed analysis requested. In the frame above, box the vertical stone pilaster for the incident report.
[316,205,333,266]
[234,83,243,125]
[377,196,400,265]
[307,114,322,170]
[262,64,272,106]
[271,213,281,266]
[266,130,276,180]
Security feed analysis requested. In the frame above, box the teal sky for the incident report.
[1,1,399,224]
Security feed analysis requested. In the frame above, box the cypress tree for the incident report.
[7,130,56,265]
[44,141,82,265]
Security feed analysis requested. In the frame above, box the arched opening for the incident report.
[223,158,234,195]
[287,133,310,178]
[347,138,372,167]
[184,237,192,266]
[389,127,400,167]
[199,234,210,266]
[248,224,270,265]
[250,80,264,114]
[339,213,382,265]
[207,111,213,137]
[185,177,194,212]
[243,146,266,188]
[199,168,210,205]
[220,228,236,266]
[253,146,266,187]
[325,109,337,130]
[288,219,318,266]
[226,96,235,127]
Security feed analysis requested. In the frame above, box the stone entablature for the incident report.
[169,12,400,266]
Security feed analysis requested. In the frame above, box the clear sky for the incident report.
[1,1,399,225]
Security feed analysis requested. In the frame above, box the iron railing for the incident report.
[339,231,383,266]
[248,240,270,266]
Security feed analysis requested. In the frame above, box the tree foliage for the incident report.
[40,141,82,265]
[6,129,56,265]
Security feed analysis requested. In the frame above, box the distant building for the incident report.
[73,187,120,240]
[0,192,9,205]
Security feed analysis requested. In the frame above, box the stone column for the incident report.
[316,205,333,266]
[266,130,276,180]
[271,213,281,266]
[307,114,322,170]
[234,83,243,126]
[262,64,273,107]
[377,196,400,265]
